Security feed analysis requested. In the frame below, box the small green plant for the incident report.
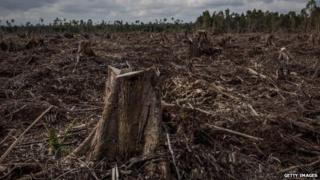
[48,128,61,156]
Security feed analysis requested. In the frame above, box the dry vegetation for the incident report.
[0,31,320,179]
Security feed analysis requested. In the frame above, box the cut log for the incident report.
[70,66,169,177]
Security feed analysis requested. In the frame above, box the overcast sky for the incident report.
[0,0,310,25]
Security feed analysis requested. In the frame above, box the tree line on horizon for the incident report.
[0,0,319,33]
[195,0,320,33]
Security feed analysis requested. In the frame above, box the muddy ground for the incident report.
[0,32,320,179]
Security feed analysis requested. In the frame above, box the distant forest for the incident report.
[0,0,319,33]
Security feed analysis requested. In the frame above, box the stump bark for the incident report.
[71,66,167,170]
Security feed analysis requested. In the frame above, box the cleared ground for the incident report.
[0,32,320,179]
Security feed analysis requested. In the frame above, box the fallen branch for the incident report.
[278,157,320,173]
[77,158,100,180]
[204,123,263,141]
[162,100,214,116]
[0,130,14,146]
[0,106,53,164]
[246,67,267,79]
[245,67,288,100]
[111,164,119,180]
[0,163,42,179]
[312,60,320,79]
[166,133,181,180]
[162,101,263,141]
[18,169,49,180]
[247,104,259,117]
[210,83,240,101]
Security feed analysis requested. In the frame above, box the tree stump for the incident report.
[266,34,275,47]
[77,40,96,57]
[188,30,221,58]
[277,47,291,79]
[70,66,168,177]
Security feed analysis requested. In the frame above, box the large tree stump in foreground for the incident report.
[71,66,167,174]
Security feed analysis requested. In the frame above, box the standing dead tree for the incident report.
[69,66,169,177]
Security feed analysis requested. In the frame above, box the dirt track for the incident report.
[0,32,320,179]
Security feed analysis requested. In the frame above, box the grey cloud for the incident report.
[61,0,121,13]
[247,0,274,3]
[0,0,58,10]
[202,0,245,7]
